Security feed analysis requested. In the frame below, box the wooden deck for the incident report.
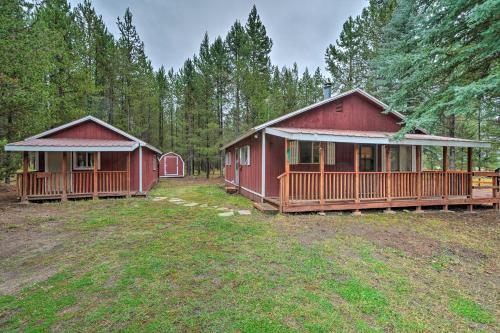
[16,171,131,201]
[271,170,499,213]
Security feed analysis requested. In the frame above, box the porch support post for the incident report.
[93,151,98,199]
[353,143,360,215]
[21,151,29,202]
[415,146,423,212]
[284,138,290,206]
[319,142,325,205]
[442,146,449,211]
[467,147,473,212]
[384,145,393,213]
[61,152,67,201]
[126,151,131,197]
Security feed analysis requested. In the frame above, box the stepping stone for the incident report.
[211,206,218,208]
[218,211,234,217]
[200,204,208,208]
[173,201,184,205]
[216,207,229,211]
[152,197,167,201]
[237,210,251,216]
[169,198,184,202]
[184,202,199,207]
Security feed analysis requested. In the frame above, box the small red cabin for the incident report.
[222,88,498,213]
[5,116,162,201]
[159,152,184,178]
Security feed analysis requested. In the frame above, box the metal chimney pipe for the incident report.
[323,80,332,99]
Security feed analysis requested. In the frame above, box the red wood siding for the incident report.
[44,120,129,140]
[275,93,402,132]
[224,134,262,201]
[99,152,127,171]
[142,148,159,191]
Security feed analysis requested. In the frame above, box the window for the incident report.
[326,142,335,165]
[225,152,231,166]
[29,152,39,171]
[298,141,320,164]
[153,156,157,171]
[240,145,250,165]
[73,152,99,170]
[360,145,375,171]
[390,146,412,171]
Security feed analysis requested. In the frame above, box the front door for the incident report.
[234,148,240,186]
[165,156,178,176]
[45,152,72,193]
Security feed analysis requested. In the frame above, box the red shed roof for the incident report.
[5,138,138,152]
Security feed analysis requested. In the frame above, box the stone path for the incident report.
[153,197,252,217]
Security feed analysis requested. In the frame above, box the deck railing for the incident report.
[278,170,499,210]
[17,171,128,198]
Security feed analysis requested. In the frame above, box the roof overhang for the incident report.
[265,127,491,148]
[4,138,140,152]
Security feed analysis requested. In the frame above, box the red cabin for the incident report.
[159,152,185,178]
[5,116,162,201]
[222,88,498,213]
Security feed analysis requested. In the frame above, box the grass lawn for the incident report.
[0,178,498,332]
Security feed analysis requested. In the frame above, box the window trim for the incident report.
[72,152,100,170]
[225,151,232,166]
[239,145,250,166]
[298,141,320,164]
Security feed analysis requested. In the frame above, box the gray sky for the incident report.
[69,0,366,75]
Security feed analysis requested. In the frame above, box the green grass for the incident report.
[0,178,497,332]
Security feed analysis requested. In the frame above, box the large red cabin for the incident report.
[222,89,499,213]
[5,116,161,201]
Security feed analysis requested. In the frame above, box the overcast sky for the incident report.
[68,0,366,75]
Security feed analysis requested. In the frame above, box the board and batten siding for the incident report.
[224,134,262,201]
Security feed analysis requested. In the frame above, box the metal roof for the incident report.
[222,88,428,149]
[26,115,162,154]
[5,138,139,152]
[265,127,490,148]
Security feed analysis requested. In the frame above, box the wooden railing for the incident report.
[277,170,499,209]
[17,171,128,198]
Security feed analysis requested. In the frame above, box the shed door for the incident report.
[165,156,178,176]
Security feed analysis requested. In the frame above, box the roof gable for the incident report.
[222,88,426,149]
[28,116,162,154]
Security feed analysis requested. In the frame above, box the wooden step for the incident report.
[225,186,238,194]
[253,201,279,214]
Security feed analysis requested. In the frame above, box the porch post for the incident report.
[353,144,360,215]
[284,138,290,206]
[384,145,393,213]
[21,151,29,202]
[442,146,449,211]
[467,147,473,212]
[416,146,423,212]
[93,151,98,199]
[126,151,131,197]
[61,152,67,201]
[319,142,325,205]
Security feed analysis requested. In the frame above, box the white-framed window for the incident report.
[225,151,231,166]
[299,141,320,164]
[239,145,250,165]
[29,152,39,171]
[153,156,157,171]
[73,152,100,170]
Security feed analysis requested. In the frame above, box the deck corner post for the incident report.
[354,143,360,204]
[385,145,392,202]
[93,151,98,200]
[442,146,449,211]
[319,142,325,205]
[61,151,68,201]
[21,151,29,202]
[284,138,290,206]
[467,147,473,199]
[416,145,422,210]
[126,151,131,197]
